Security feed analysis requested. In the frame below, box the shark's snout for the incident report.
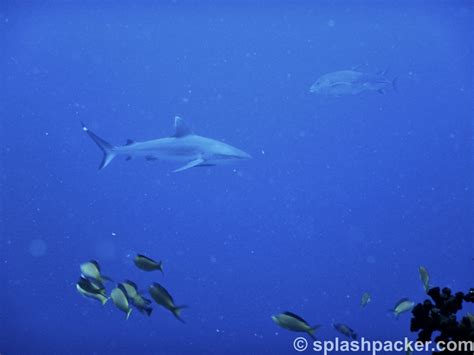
[234,150,252,160]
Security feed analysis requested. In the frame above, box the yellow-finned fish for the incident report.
[120,280,139,299]
[272,312,321,340]
[134,254,163,273]
[80,260,112,284]
[418,266,430,293]
[110,285,133,320]
[120,280,153,316]
[360,292,371,307]
[333,323,357,340]
[76,276,109,305]
[390,298,415,318]
[149,283,186,322]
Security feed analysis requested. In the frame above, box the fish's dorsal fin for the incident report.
[125,139,135,146]
[283,311,308,325]
[117,284,130,298]
[90,260,100,271]
[136,254,157,263]
[173,116,192,137]
[124,280,138,291]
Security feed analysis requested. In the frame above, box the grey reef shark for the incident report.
[81,116,251,172]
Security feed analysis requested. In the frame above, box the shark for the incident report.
[81,116,251,172]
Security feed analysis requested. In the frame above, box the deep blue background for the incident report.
[1,1,472,354]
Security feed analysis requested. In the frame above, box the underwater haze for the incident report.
[1,1,473,354]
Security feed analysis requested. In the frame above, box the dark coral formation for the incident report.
[410,287,474,354]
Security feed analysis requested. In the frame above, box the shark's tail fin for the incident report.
[81,122,117,170]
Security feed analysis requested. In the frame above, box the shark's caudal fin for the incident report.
[81,122,117,170]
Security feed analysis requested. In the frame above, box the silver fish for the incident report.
[310,69,397,96]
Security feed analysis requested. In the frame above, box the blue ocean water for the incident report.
[1,1,472,354]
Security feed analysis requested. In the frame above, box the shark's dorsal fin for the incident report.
[125,139,135,145]
[173,116,192,137]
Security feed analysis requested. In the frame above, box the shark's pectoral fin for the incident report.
[173,158,205,173]
[145,155,158,161]
[125,156,132,161]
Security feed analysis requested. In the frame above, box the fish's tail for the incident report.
[100,275,114,283]
[172,305,188,323]
[392,77,398,93]
[144,307,153,316]
[387,309,397,318]
[81,122,117,170]
[307,325,321,340]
